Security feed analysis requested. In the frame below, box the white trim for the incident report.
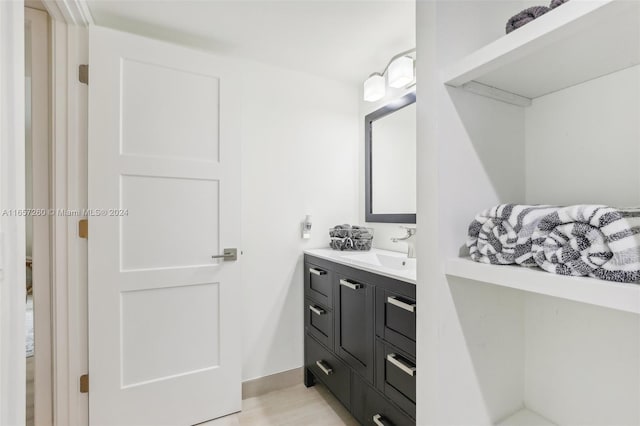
[25,7,53,426]
[241,367,303,399]
[41,1,89,425]
[0,2,26,426]
[45,0,92,26]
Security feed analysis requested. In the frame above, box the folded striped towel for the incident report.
[550,0,568,9]
[506,6,551,34]
[467,204,560,266]
[532,205,640,283]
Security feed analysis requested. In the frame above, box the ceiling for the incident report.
[25,0,47,11]
[85,0,415,85]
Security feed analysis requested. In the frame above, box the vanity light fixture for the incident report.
[363,73,386,102]
[363,49,416,102]
[388,56,414,88]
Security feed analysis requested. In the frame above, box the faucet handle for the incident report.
[399,226,416,235]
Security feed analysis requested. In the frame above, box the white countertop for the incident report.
[304,248,416,285]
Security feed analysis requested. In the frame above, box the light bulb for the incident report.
[388,56,414,88]
[363,73,385,102]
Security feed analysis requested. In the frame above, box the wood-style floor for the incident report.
[200,383,359,426]
[26,363,356,426]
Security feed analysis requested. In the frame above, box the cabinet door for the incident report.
[335,274,375,383]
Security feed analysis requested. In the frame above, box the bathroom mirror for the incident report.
[365,92,416,223]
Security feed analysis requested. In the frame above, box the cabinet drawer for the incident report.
[377,289,416,356]
[305,335,350,409]
[360,378,414,426]
[305,298,333,350]
[304,262,333,307]
[376,340,416,418]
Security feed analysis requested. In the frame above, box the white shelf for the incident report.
[446,258,640,315]
[497,408,556,426]
[443,0,640,102]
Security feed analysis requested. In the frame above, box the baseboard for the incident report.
[242,367,304,399]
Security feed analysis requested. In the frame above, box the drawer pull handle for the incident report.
[387,296,416,313]
[373,414,391,426]
[309,305,325,315]
[315,360,333,376]
[387,353,416,377]
[309,268,326,276]
[339,279,361,290]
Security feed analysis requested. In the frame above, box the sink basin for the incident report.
[340,252,416,271]
[305,248,417,284]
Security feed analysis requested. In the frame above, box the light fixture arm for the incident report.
[375,48,416,78]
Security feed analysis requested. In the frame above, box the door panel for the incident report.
[121,283,220,387]
[88,26,241,426]
[120,58,220,161]
[120,175,220,270]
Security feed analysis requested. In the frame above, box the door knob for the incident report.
[211,248,238,261]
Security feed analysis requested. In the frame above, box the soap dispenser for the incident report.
[302,215,312,239]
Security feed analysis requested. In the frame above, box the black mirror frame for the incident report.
[365,92,417,224]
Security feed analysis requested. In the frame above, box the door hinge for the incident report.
[80,374,89,393]
[79,64,89,85]
[79,219,88,239]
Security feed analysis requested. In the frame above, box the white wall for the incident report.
[417,1,531,424]
[524,294,640,425]
[240,60,359,381]
[523,64,640,425]
[415,2,439,423]
[526,65,640,206]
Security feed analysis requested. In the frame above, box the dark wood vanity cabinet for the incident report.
[304,254,416,425]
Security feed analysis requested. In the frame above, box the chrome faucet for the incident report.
[391,226,417,259]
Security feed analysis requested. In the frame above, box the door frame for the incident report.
[0,2,26,425]
[38,1,91,425]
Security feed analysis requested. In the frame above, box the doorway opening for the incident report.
[25,5,52,426]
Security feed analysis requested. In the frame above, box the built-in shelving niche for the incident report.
[433,0,640,424]
[443,0,640,106]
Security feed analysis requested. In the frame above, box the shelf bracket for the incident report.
[460,81,532,107]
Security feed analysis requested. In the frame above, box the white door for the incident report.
[88,26,242,426]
